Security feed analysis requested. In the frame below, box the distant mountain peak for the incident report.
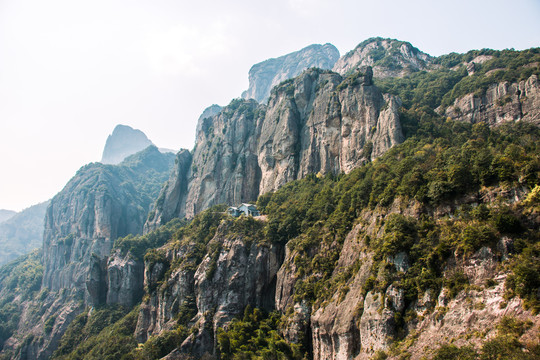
[101,124,154,165]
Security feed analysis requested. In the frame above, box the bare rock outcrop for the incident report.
[43,146,174,299]
[333,37,433,78]
[442,74,540,126]
[258,67,403,194]
[136,219,284,358]
[145,149,192,232]
[105,250,144,307]
[242,43,340,103]
[151,67,404,221]
[184,100,264,218]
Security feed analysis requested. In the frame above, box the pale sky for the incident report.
[0,0,539,211]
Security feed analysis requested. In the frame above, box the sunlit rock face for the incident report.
[150,66,403,221]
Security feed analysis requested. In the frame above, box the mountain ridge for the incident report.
[0,38,538,360]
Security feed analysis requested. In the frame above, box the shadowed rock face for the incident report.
[242,43,340,103]
[42,146,174,302]
[101,124,154,165]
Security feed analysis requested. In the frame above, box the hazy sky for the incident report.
[0,0,539,211]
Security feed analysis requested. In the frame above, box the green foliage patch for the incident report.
[0,250,43,349]
[258,118,539,306]
[431,317,539,360]
[53,305,137,360]
[217,306,304,360]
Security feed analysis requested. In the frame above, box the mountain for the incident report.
[194,104,223,137]
[43,146,174,295]
[148,66,402,228]
[0,201,49,265]
[242,43,340,103]
[0,210,16,223]
[0,145,174,359]
[101,124,154,164]
[333,37,434,78]
[0,40,539,360]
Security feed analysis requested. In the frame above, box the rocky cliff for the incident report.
[242,43,340,103]
[257,67,402,195]
[150,66,403,221]
[43,146,174,301]
[333,37,434,78]
[101,124,154,165]
[442,74,540,126]
[144,149,192,233]
[0,147,174,359]
[1,39,539,360]
[135,215,283,358]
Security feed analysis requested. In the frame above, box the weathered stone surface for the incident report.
[405,275,538,360]
[242,43,340,103]
[135,220,284,358]
[43,146,173,298]
[359,291,395,355]
[258,67,403,195]
[2,288,84,360]
[106,250,144,307]
[333,37,433,78]
[442,74,540,126]
[195,104,223,137]
[184,100,263,218]
[308,224,371,360]
[144,149,192,232]
[135,247,194,342]
[151,67,403,221]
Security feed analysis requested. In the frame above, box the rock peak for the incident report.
[333,37,433,78]
[242,43,340,103]
[101,124,154,165]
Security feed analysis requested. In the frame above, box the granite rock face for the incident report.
[184,100,264,218]
[42,146,174,301]
[150,67,404,221]
[195,104,223,137]
[135,220,283,358]
[258,67,403,195]
[442,74,540,126]
[144,149,192,232]
[333,37,433,78]
[101,124,154,165]
[105,250,145,307]
[242,43,340,103]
